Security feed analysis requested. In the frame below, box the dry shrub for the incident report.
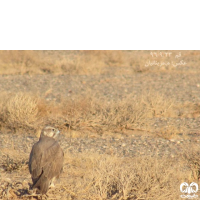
[0,50,158,76]
[89,156,189,200]
[139,91,175,118]
[1,155,26,172]
[60,91,175,134]
[55,53,105,75]
[0,50,119,75]
[0,90,176,135]
[51,51,129,75]
[0,51,36,65]
[182,144,200,180]
[80,51,150,74]
[62,152,191,199]
[0,50,108,75]
[60,96,148,133]
[176,102,200,118]
[156,125,186,140]
[83,50,125,66]
[0,93,45,130]
[0,50,45,74]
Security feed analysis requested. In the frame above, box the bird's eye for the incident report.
[52,128,55,131]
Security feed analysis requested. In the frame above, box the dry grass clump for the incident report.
[0,93,49,131]
[61,96,149,133]
[0,50,45,74]
[181,144,200,180]
[84,50,125,66]
[70,50,135,74]
[139,91,175,118]
[156,125,186,140]
[0,50,145,75]
[175,102,200,118]
[61,152,191,200]
[60,92,176,134]
[3,93,39,129]
[1,155,27,172]
[0,51,36,65]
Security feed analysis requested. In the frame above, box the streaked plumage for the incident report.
[29,126,64,194]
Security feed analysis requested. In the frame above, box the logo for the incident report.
[180,182,198,199]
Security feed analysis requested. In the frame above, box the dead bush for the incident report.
[182,144,200,180]
[61,92,175,133]
[0,90,177,135]
[61,152,191,200]
[1,93,41,130]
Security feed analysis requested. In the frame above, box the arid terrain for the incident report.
[1,50,200,199]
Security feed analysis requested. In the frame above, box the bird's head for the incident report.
[40,126,60,139]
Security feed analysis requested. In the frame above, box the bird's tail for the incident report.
[33,174,50,194]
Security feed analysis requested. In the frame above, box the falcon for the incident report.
[29,126,64,194]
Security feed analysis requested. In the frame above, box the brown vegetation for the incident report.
[0,90,183,136]
[0,50,199,75]
[1,147,200,199]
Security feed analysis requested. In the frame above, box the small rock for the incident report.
[121,143,126,147]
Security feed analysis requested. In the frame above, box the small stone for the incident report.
[121,143,126,147]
